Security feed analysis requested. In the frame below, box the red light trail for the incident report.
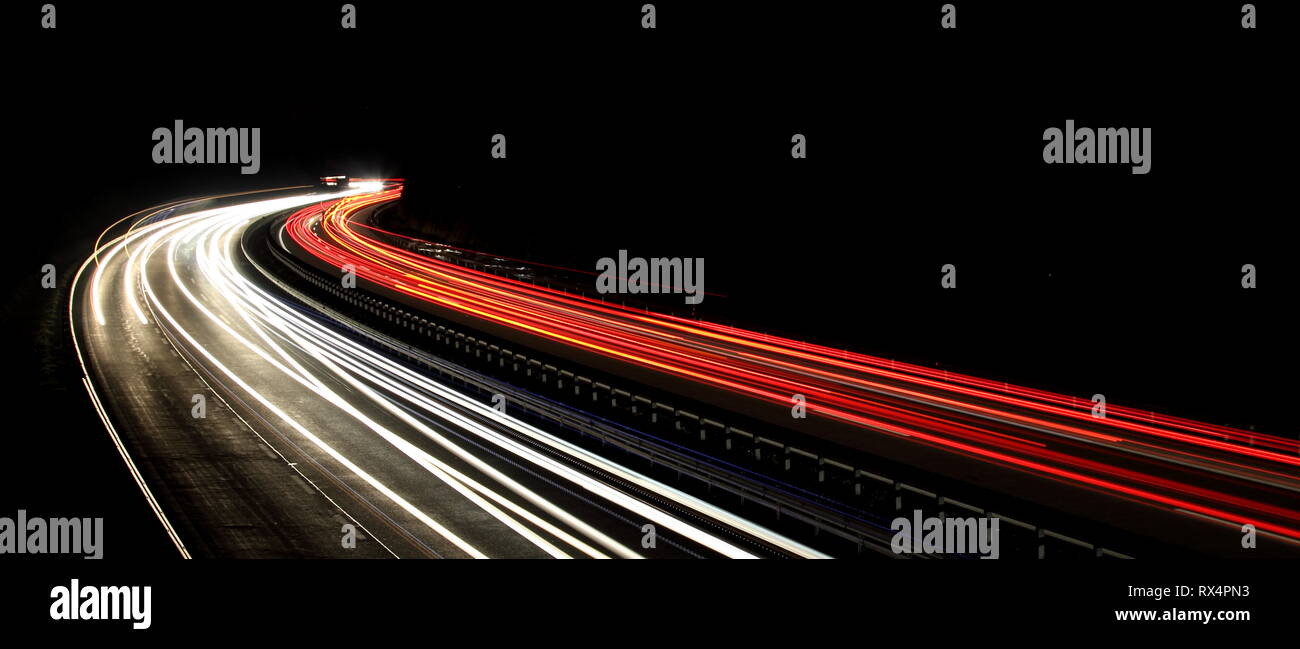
[284,185,1300,543]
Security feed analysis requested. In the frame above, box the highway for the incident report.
[278,184,1300,556]
[71,186,831,558]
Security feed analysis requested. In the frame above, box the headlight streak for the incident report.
[144,201,493,559]
[106,189,821,558]
[71,188,319,559]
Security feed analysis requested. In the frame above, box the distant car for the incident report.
[319,175,349,191]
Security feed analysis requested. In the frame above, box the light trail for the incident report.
[77,186,825,558]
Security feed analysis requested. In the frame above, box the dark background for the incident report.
[0,0,1294,618]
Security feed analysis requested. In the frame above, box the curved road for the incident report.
[71,188,826,558]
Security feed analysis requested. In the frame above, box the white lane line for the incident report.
[70,216,193,559]
[81,377,192,559]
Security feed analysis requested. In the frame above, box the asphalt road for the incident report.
[71,189,826,558]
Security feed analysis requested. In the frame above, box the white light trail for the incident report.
[92,190,830,559]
